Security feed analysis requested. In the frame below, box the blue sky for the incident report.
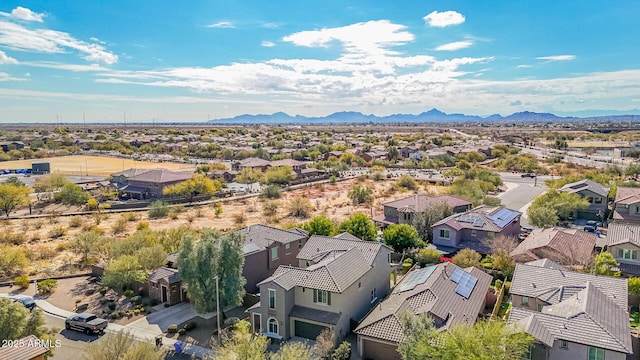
[0,0,639,123]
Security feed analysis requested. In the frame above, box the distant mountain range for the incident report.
[207,109,640,125]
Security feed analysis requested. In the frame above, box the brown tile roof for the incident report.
[236,224,308,249]
[0,335,49,360]
[509,282,632,354]
[382,194,471,212]
[111,168,152,178]
[128,169,192,183]
[298,235,391,266]
[147,266,181,284]
[607,222,640,247]
[289,305,342,325]
[559,179,609,197]
[238,157,271,167]
[433,206,521,233]
[269,159,304,167]
[614,186,640,205]
[355,263,492,343]
[511,227,596,265]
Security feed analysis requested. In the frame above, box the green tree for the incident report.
[411,203,453,241]
[395,175,418,190]
[492,249,516,278]
[262,166,296,185]
[214,320,268,360]
[347,185,373,205]
[178,229,246,313]
[271,342,315,360]
[137,245,167,271]
[235,167,264,184]
[101,255,146,291]
[452,248,482,269]
[72,230,105,266]
[593,252,620,276]
[0,299,57,359]
[302,215,335,236]
[0,244,29,279]
[55,182,89,205]
[527,190,588,223]
[83,329,165,360]
[0,183,31,216]
[397,312,437,360]
[338,213,377,241]
[527,206,559,228]
[163,174,222,203]
[382,224,424,254]
[415,248,441,266]
[262,184,282,199]
[629,277,640,296]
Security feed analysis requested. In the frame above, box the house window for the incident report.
[521,296,529,306]
[439,229,450,239]
[268,289,276,309]
[370,288,377,303]
[619,249,638,260]
[588,347,604,360]
[358,281,362,289]
[271,247,279,260]
[298,239,303,247]
[636,205,640,214]
[594,198,603,204]
[305,260,311,267]
[313,289,331,305]
[471,230,477,237]
[268,318,279,335]
[285,243,291,252]
[560,340,568,349]
[587,197,594,203]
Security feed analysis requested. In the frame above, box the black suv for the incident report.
[521,173,536,178]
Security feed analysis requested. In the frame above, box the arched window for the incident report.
[268,318,279,334]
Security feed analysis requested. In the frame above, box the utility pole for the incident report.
[216,275,221,344]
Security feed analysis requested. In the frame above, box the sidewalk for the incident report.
[0,292,213,359]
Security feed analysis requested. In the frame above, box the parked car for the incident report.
[14,297,36,311]
[521,173,536,178]
[65,313,108,335]
[583,220,603,232]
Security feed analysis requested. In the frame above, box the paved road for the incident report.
[497,173,549,227]
[44,313,101,359]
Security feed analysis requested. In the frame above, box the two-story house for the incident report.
[508,260,631,360]
[511,227,596,267]
[606,222,640,275]
[236,224,310,294]
[558,179,609,221]
[115,168,192,200]
[611,186,640,223]
[250,235,393,343]
[355,263,492,360]
[432,206,521,254]
[373,194,472,228]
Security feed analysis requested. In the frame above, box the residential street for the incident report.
[497,172,549,227]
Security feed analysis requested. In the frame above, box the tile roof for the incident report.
[509,282,632,354]
[607,222,640,247]
[110,168,152,178]
[433,206,521,233]
[559,179,609,197]
[382,194,471,212]
[236,224,308,251]
[238,157,271,167]
[332,232,363,241]
[0,335,49,360]
[258,248,371,292]
[511,227,596,265]
[355,263,492,343]
[147,266,181,284]
[298,235,391,266]
[510,262,628,309]
[270,159,304,167]
[128,169,192,183]
[614,186,640,205]
[289,305,342,325]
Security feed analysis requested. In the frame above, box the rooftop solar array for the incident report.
[450,268,478,299]
[457,214,485,227]
[395,265,437,293]
[486,208,519,229]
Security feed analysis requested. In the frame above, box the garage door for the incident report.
[362,339,401,360]
[294,320,328,340]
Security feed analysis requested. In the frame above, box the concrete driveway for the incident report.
[124,303,215,340]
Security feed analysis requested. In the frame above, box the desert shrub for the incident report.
[329,175,337,184]
[131,295,142,305]
[168,209,180,220]
[33,219,44,229]
[194,208,204,218]
[148,201,170,219]
[37,279,58,294]
[186,214,196,223]
[184,321,197,331]
[232,212,246,225]
[415,248,441,266]
[0,231,27,245]
[112,218,127,234]
[262,184,282,199]
[124,289,134,298]
[178,328,186,336]
[68,216,83,228]
[32,244,57,260]
[14,275,29,289]
[262,200,280,217]
[30,232,41,242]
[122,212,139,222]
[167,324,178,334]
[55,241,70,252]
[111,312,119,319]
[48,226,68,239]
[136,221,150,231]
[395,175,418,190]
[133,309,140,316]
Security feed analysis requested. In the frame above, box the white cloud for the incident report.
[536,55,576,62]
[0,50,17,64]
[261,41,275,47]
[516,64,532,68]
[0,19,118,64]
[423,11,465,27]
[262,22,280,29]
[206,21,235,28]
[435,40,473,51]
[10,6,45,22]
[0,72,27,81]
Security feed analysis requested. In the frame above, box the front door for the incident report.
[161,285,168,303]
[253,313,262,333]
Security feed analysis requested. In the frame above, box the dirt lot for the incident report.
[0,155,195,176]
[0,177,444,280]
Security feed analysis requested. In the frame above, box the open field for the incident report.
[0,155,196,176]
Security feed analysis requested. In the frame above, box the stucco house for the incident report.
[147,266,186,305]
[606,222,640,275]
[508,260,631,360]
[354,263,492,360]
[432,206,521,254]
[611,186,640,223]
[249,235,393,343]
[372,194,472,228]
[511,227,596,266]
[112,168,192,200]
[558,179,609,221]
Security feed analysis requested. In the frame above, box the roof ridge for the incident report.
[579,312,631,352]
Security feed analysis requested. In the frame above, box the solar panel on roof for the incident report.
[472,219,485,227]
[450,268,478,299]
[395,265,437,293]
